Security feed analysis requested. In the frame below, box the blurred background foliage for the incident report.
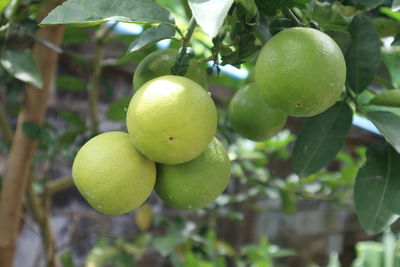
[0,0,400,266]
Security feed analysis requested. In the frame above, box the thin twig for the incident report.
[182,17,197,48]
[284,8,305,27]
[87,23,113,135]
[46,176,73,196]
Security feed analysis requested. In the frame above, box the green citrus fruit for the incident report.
[72,131,156,215]
[126,75,217,164]
[155,138,231,210]
[370,90,400,107]
[255,27,346,117]
[228,83,287,141]
[133,48,208,90]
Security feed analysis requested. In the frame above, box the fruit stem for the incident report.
[284,8,305,27]
[87,23,114,135]
[183,17,197,48]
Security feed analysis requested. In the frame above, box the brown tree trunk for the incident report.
[0,2,64,266]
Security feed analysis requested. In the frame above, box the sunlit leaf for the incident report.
[40,0,174,26]
[188,0,234,38]
[0,50,43,88]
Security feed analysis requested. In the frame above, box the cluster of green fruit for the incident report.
[229,27,346,141]
[72,49,231,215]
[72,27,346,215]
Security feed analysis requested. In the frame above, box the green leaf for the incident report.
[269,18,297,35]
[235,0,258,18]
[106,96,131,122]
[393,33,400,46]
[57,75,86,91]
[354,142,400,234]
[292,102,353,177]
[372,18,400,38]
[256,0,310,16]
[325,29,352,53]
[22,121,42,139]
[63,26,89,45]
[60,251,74,267]
[119,24,175,63]
[309,1,351,30]
[380,7,400,22]
[0,50,43,88]
[350,0,385,10]
[382,49,400,89]
[188,0,234,38]
[367,111,400,153]
[59,110,86,128]
[345,15,381,93]
[40,0,174,26]
[0,0,12,14]
[370,90,400,107]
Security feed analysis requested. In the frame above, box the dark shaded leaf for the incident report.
[0,50,43,88]
[293,102,353,177]
[393,33,400,46]
[269,18,296,35]
[309,1,350,30]
[354,142,400,234]
[57,75,86,91]
[372,18,400,38]
[59,110,86,128]
[40,0,174,26]
[325,29,351,53]
[345,15,381,93]
[350,0,385,10]
[367,111,400,153]
[22,122,42,139]
[256,0,310,16]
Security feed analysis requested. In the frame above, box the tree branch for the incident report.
[0,102,13,143]
[87,23,110,135]
[46,176,73,196]
[0,2,65,265]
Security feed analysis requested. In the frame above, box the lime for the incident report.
[229,83,287,141]
[133,48,208,90]
[255,27,346,117]
[72,131,156,214]
[155,138,231,210]
[126,75,217,164]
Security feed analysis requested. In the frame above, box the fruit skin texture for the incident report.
[155,138,231,210]
[72,131,156,215]
[255,27,346,117]
[133,48,208,90]
[126,75,217,164]
[228,83,287,141]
